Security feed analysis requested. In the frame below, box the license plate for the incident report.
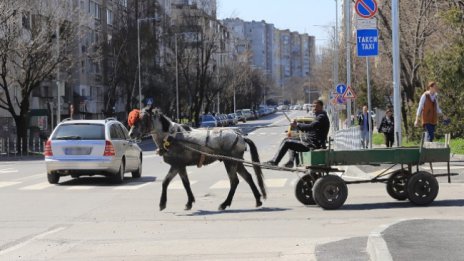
[64,147,92,155]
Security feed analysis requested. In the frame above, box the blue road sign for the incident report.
[336,95,345,104]
[336,84,347,95]
[357,29,379,57]
[355,0,378,19]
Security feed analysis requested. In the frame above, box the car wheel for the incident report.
[132,155,142,178]
[47,172,60,184]
[111,160,125,184]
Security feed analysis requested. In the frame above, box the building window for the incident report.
[106,9,113,25]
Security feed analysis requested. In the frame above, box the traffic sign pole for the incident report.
[345,0,352,128]
[367,57,372,149]
[392,0,402,146]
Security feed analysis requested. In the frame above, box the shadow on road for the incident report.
[341,199,464,210]
[179,207,291,216]
[58,176,157,187]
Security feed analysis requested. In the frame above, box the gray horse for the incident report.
[127,108,266,211]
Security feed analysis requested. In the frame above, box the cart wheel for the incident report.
[312,175,348,210]
[386,169,409,201]
[295,173,317,205]
[407,171,439,206]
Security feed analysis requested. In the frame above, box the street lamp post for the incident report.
[175,35,179,122]
[137,17,159,110]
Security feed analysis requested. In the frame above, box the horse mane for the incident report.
[154,109,172,133]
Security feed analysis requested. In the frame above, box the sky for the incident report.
[217,0,340,48]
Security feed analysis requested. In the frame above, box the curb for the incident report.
[366,224,393,261]
[367,219,422,261]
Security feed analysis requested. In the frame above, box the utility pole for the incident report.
[56,24,61,123]
[334,0,339,131]
[345,0,352,127]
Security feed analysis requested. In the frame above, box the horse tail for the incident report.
[244,137,267,199]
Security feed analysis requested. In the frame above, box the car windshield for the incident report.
[202,115,215,121]
[52,124,105,140]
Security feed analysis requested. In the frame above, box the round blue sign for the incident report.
[336,84,347,95]
[355,0,378,19]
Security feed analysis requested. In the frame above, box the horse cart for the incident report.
[293,136,454,210]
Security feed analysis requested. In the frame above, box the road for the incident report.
[1,111,463,260]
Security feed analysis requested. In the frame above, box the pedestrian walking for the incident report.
[378,109,395,147]
[414,81,447,142]
[358,105,373,148]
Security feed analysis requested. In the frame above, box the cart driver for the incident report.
[265,99,330,167]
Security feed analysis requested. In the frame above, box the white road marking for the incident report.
[259,133,267,135]
[210,180,230,189]
[168,180,197,189]
[114,182,152,190]
[368,168,389,177]
[249,132,256,135]
[20,182,54,190]
[265,178,288,187]
[0,168,18,173]
[14,173,45,182]
[67,186,95,190]
[0,226,66,256]
[421,166,464,170]
[0,181,21,188]
[211,178,288,189]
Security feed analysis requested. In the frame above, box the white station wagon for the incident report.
[44,118,142,184]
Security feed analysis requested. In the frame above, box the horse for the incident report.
[127,108,266,211]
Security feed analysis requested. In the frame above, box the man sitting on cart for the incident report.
[266,99,330,167]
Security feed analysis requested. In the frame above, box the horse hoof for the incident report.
[256,201,263,208]
[185,204,192,211]
[159,204,166,211]
[218,204,227,211]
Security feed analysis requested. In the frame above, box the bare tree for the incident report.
[0,0,93,153]
[377,0,443,135]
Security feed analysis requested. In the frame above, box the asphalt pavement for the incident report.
[1,110,464,260]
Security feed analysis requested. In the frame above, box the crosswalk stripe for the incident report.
[249,132,256,135]
[0,181,21,188]
[0,168,18,173]
[20,182,54,190]
[211,178,288,189]
[210,180,230,189]
[168,180,197,189]
[67,186,95,190]
[114,182,152,190]
[266,178,287,187]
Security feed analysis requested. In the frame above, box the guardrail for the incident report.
[333,126,363,151]
[0,138,45,158]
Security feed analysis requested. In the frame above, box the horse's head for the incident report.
[128,108,172,140]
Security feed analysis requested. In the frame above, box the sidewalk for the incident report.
[368,219,464,261]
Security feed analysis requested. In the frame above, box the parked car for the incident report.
[235,110,247,123]
[44,118,143,184]
[216,114,228,127]
[199,114,218,128]
[241,109,254,120]
[226,114,236,126]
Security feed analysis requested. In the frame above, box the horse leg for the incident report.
[160,166,179,211]
[237,163,262,207]
[178,167,196,210]
[219,162,239,211]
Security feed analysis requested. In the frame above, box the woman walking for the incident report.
[414,81,447,141]
[378,109,395,147]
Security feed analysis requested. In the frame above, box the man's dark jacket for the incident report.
[296,110,330,149]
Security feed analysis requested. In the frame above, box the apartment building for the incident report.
[222,18,316,90]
